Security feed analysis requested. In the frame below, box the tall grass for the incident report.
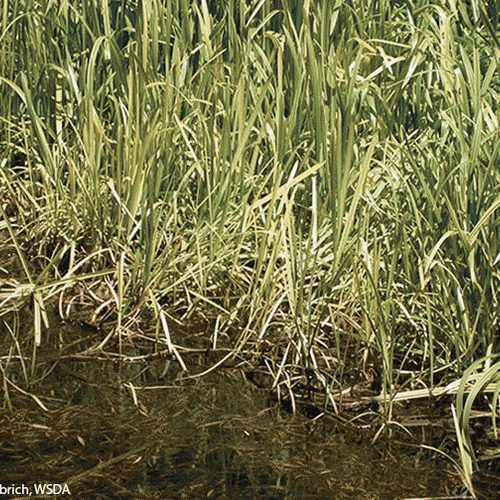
[1,0,498,492]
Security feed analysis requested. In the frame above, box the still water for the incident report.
[0,351,471,499]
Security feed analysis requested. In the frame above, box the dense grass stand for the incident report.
[0,1,498,497]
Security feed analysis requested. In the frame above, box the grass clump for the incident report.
[1,0,498,493]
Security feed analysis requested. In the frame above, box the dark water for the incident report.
[0,351,472,500]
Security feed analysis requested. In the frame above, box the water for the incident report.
[0,352,469,499]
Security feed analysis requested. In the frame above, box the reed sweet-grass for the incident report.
[0,1,498,494]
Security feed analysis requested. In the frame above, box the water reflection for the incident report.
[0,357,466,499]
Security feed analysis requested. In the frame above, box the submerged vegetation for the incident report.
[0,0,498,494]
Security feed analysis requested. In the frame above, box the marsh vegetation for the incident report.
[0,1,498,497]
